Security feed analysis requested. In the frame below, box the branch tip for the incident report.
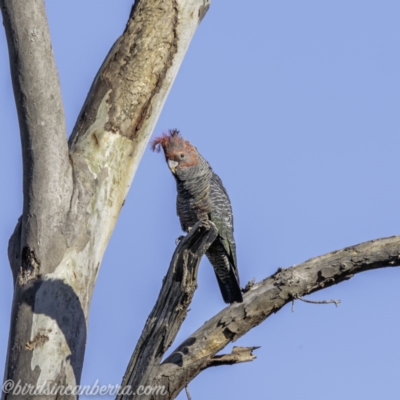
[291,294,341,312]
[208,346,260,368]
[185,385,192,400]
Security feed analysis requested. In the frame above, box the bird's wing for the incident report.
[209,172,238,270]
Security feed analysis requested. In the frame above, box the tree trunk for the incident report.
[1,1,398,400]
[1,1,210,398]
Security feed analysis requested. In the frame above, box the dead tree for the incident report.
[1,1,398,399]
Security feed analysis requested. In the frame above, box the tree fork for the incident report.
[131,236,400,399]
[1,1,210,398]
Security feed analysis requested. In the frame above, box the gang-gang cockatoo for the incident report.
[151,129,243,304]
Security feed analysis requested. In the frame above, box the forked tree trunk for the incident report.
[1,1,398,400]
[1,0,210,398]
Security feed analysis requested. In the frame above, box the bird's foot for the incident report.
[198,219,212,230]
[175,235,185,245]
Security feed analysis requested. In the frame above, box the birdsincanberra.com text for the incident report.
[2,379,167,397]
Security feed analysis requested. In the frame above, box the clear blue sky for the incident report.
[1,1,399,399]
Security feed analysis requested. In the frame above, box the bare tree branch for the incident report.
[292,295,341,312]
[184,386,191,400]
[5,2,394,400]
[2,1,210,397]
[207,346,259,368]
[118,221,217,400]
[135,236,400,399]
[1,0,72,274]
[1,1,73,395]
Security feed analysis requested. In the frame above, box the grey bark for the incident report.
[124,236,400,399]
[1,0,210,399]
[118,221,218,400]
[1,1,398,400]
[1,0,73,394]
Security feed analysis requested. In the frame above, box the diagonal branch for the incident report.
[144,236,400,399]
[118,221,218,400]
[1,0,72,268]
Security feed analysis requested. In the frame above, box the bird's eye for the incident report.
[180,153,185,158]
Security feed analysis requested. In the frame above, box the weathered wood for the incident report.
[118,221,218,400]
[208,346,259,367]
[145,236,400,399]
[1,1,210,398]
[2,1,398,400]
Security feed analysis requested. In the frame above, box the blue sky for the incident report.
[1,1,399,399]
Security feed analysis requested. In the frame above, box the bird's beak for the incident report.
[167,159,178,174]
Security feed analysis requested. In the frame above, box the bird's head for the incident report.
[151,129,199,176]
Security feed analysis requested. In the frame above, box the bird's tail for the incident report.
[214,267,243,304]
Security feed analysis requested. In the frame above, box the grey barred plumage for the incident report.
[175,156,212,231]
[151,130,243,304]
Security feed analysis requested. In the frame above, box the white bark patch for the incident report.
[71,91,149,269]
